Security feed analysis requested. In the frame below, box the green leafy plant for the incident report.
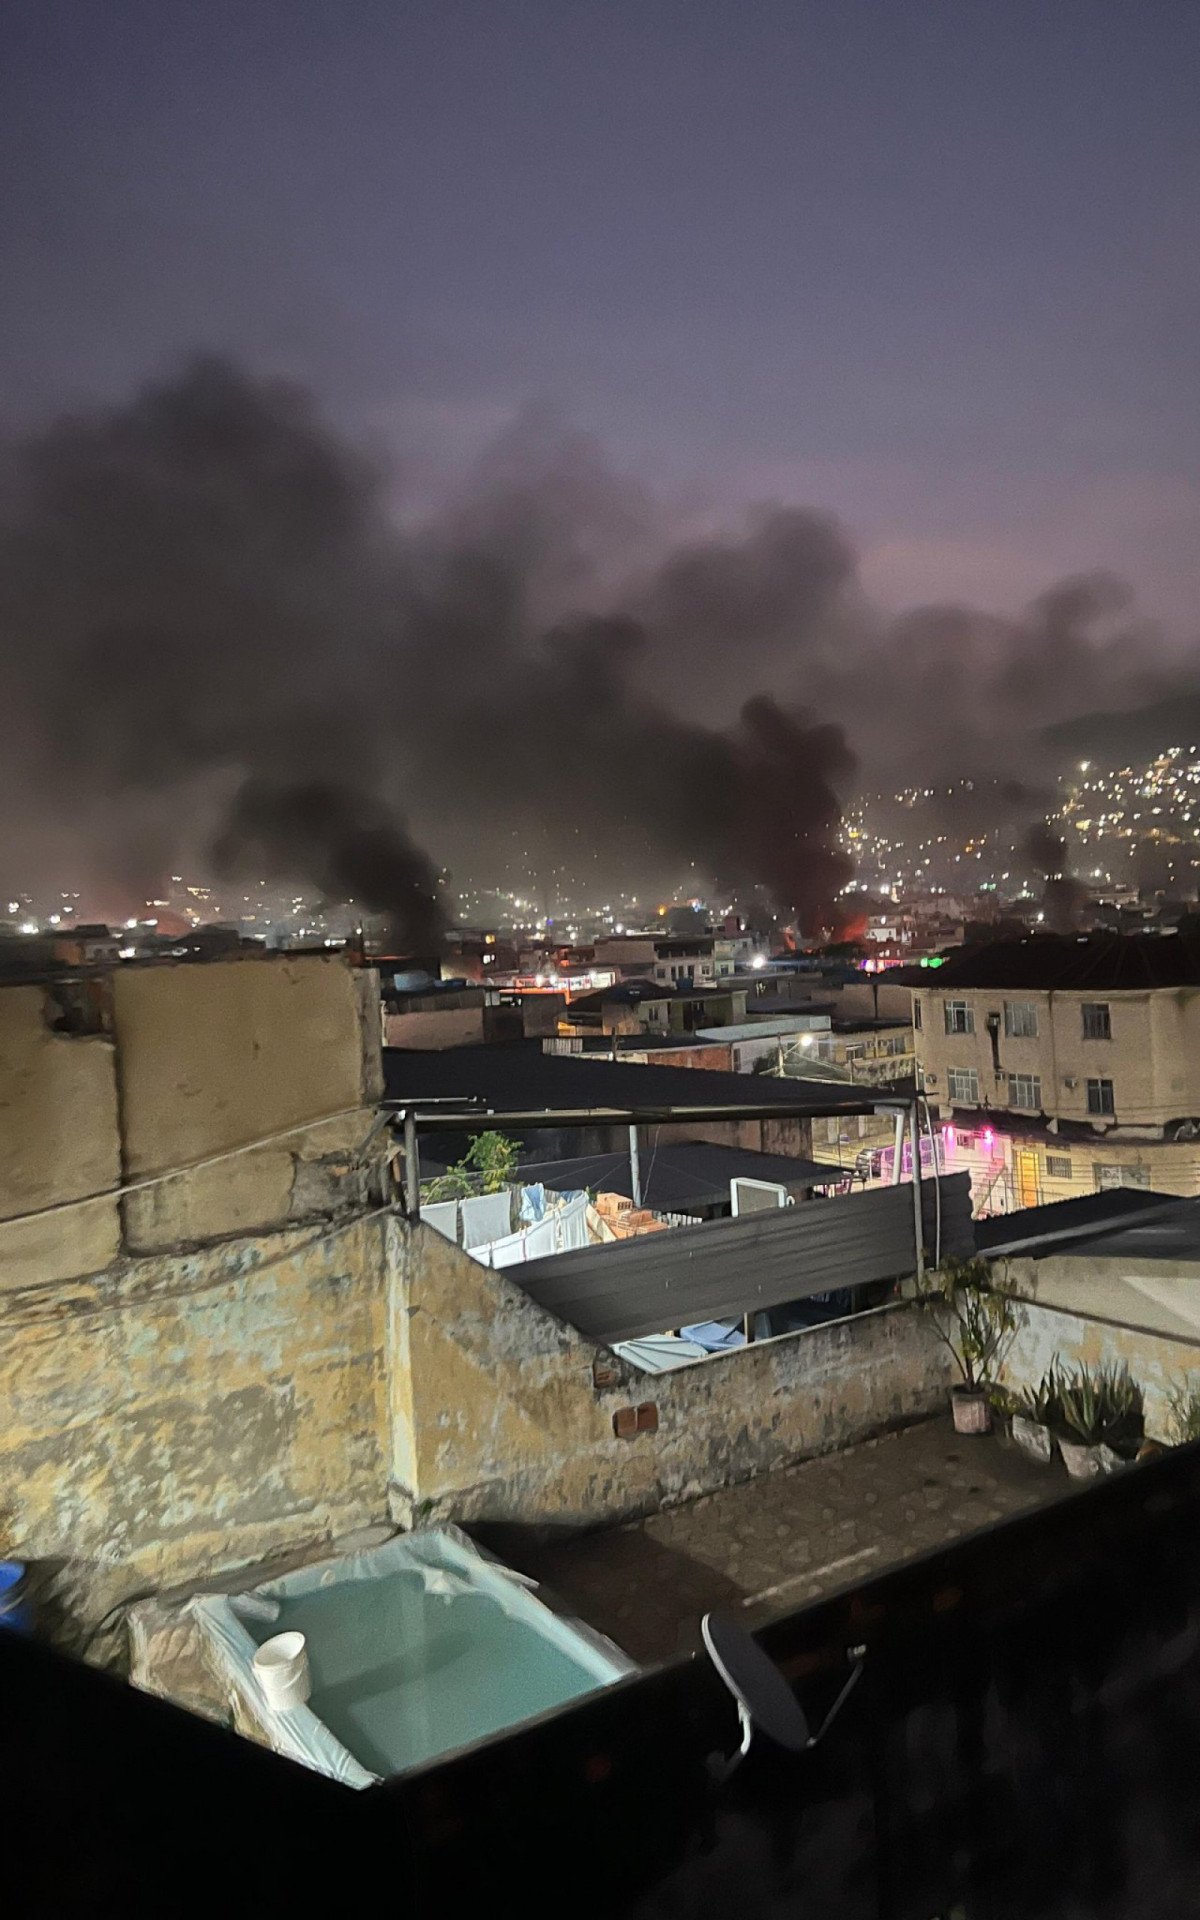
[421,1130,520,1202]
[1168,1381,1200,1446]
[915,1256,1018,1392]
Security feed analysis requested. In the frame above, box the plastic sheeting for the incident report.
[187,1526,635,1790]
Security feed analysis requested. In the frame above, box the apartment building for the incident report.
[911,933,1200,1208]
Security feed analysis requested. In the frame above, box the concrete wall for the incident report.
[997,1294,1200,1441]
[1007,1252,1200,1342]
[384,1006,487,1049]
[0,954,385,1279]
[388,1220,951,1528]
[0,1215,392,1628]
[0,982,122,1286]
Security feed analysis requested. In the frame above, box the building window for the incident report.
[1045,1154,1073,1179]
[1087,1077,1116,1116]
[913,998,923,1031]
[1082,1002,1112,1040]
[947,1067,980,1103]
[1008,1073,1042,1110]
[1004,1000,1038,1039]
[1094,1163,1149,1191]
[944,1000,974,1035]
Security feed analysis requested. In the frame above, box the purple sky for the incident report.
[3,0,1199,642]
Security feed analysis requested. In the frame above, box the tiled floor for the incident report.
[481,1414,1069,1664]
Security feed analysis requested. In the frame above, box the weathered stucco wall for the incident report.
[114,956,383,1251]
[389,1220,951,1528]
[0,955,385,1282]
[0,983,122,1287]
[998,1295,1200,1441]
[1008,1252,1200,1340]
[0,1214,392,1627]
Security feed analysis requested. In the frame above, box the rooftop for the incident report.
[478,1415,1069,1664]
[893,930,1200,993]
[383,1039,899,1119]
[509,1140,844,1213]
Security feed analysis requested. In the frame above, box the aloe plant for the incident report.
[1096,1364,1144,1455]
[1057,1368,1105,1446]
[1055,1364,1144,1451]
[1018,1367,1063,1429]
[1168,1382,1200,1445]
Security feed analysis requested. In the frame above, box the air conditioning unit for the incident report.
[1063,1075,1078,1089]
[730,1178,792,1215]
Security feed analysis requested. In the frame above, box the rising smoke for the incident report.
[0,355,1191,942]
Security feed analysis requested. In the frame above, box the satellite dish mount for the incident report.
[701,1611,866,1782]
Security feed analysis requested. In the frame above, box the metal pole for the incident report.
[890,1109,906,1185]
[403,1110,420,1222]
[628,1123,642,1206]
[909,1101,925,1281]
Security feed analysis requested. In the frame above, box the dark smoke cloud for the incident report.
[1024,824,1087,933]
[1,354,1194,937]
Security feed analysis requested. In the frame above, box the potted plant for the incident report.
[1011,1368,1061,1464]
[916,1257,1018,1435]
[1096,1364,1144,1467]
[1056,1367,1108,1478]
[1168,1381,1200,1446]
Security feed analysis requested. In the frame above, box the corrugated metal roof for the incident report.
[515,1172,973,1343]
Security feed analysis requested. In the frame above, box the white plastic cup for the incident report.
[252,1630,311,1712]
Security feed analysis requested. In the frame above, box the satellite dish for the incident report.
[700,1611,865,1781]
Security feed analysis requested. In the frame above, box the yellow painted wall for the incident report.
[0,984,121,1286]
[0,1215,392,1630]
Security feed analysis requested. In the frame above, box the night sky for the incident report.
[3,1,1199,917]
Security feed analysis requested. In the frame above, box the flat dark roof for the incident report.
[383,1041,900,1121]
[511,1140,844,1212]
[975,1188,1179,1257]
[893,931,1200,993]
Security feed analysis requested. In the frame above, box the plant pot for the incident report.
[1058,1437,1104,1479]
[1011,1414,1054,1463]
[952,1387,992,1435]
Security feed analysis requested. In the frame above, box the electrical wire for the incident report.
[0,1103,377,1230]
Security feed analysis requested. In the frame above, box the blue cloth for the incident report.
[519,1183,547,1223]
[680,1319,746,1352]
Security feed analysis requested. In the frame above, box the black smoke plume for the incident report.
[0,355,1192,937]
[1024,823,1087,933]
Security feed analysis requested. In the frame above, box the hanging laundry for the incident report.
[419,1200,459,1243]
[460,1190,513,1250]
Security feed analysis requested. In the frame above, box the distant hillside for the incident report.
[1043,693,1200,767]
